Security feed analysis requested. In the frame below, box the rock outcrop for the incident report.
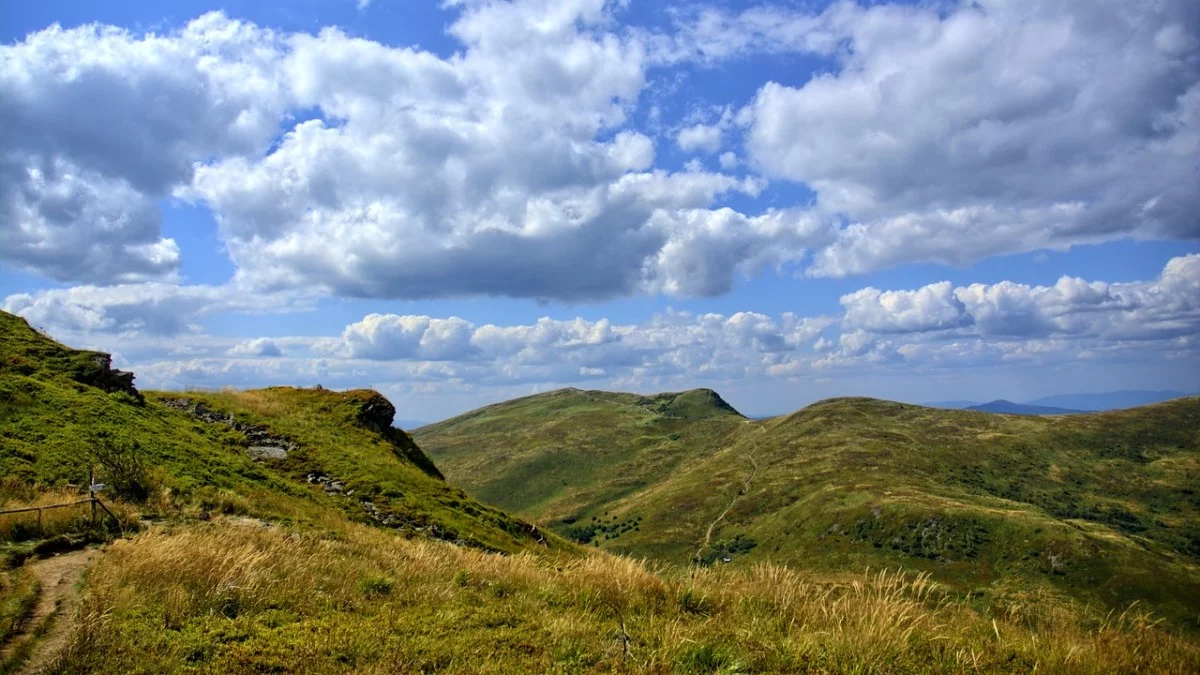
[356,393,398,433]
[73,352,143,403]
[162,398,297,461]
[350,392,444,481]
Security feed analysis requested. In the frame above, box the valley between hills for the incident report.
[2,308,1200,673]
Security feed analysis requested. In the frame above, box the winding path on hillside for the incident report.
[692,424,764,567]
[0,548,96,675]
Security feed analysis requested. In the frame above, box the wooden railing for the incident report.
[0,468,123,535]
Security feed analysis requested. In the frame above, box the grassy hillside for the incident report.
[3,311,1200,672]
[417,387,746,520]
[418,390,1200,628]
[53,518,1200,673]
[0,310,551,556]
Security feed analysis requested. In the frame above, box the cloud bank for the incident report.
[8,255,1196,403]
[2,0,1195,300]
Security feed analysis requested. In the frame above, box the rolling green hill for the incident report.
[415,387,746,520]
[418,388,1200,626]
[3,310,1200,672]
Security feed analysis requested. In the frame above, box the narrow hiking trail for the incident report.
[0,548,96,675]
[0,517,258,674]
[692,424,764,567]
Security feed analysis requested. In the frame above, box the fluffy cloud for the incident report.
[9,255,1195,391]
[0,0,814,300]
[765,254,1200,375]
[0,13,288,283]
[954,255,1199,341]
[841,281,969,334]
[315,314,477,361]
[676,123,723,153]
[812,254,1200,372]
[228,338,283,358]
[743,0,1200,276]
[188,1,799,301]
[4,1,1195,297]
[312,309,833,376]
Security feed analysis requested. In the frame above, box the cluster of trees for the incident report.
[557,513,642,544]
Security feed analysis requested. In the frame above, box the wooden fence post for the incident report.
[90,465,97,526]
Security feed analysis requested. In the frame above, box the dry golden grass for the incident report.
[52,519,1200,674]
[1,489,140,544]
[0,490,100,544]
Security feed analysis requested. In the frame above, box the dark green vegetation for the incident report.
[0,310,550,556]
[418,388,1200,628]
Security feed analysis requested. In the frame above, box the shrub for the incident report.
[89,433,153,503]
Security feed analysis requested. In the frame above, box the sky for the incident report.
[1,0,1198,422]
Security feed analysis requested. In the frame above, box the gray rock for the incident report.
[248,445,289,460]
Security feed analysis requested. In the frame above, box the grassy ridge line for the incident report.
[417,389,1200,626]
[622,397,1200,626]
[417,387,748,522]
[54,520,1200,673]
[150,388,560,554]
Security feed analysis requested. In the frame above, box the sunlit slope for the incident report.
[418,391,1200,624]
[0,310,551,554]
[417,387,746,520]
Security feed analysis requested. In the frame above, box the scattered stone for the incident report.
[163,398,297,461]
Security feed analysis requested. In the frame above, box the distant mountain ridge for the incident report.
[965,400,1081,415]
[927,389,1197,412]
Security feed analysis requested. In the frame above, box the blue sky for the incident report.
[1,0,1198,421]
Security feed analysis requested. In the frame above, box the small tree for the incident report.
[89,433,152,503]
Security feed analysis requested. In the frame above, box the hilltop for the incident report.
[965,400,1082,415]
[3,310,1200,672]
[419,390,1200,627]
[417,387,746,520]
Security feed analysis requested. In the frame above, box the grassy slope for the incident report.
[417,387,746,520]
[418,390,1200,627]
[0,310,550,555]
[2,311,1199,671]
[57,519,1200,673]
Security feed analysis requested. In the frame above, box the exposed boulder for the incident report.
[355,393,397,432]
